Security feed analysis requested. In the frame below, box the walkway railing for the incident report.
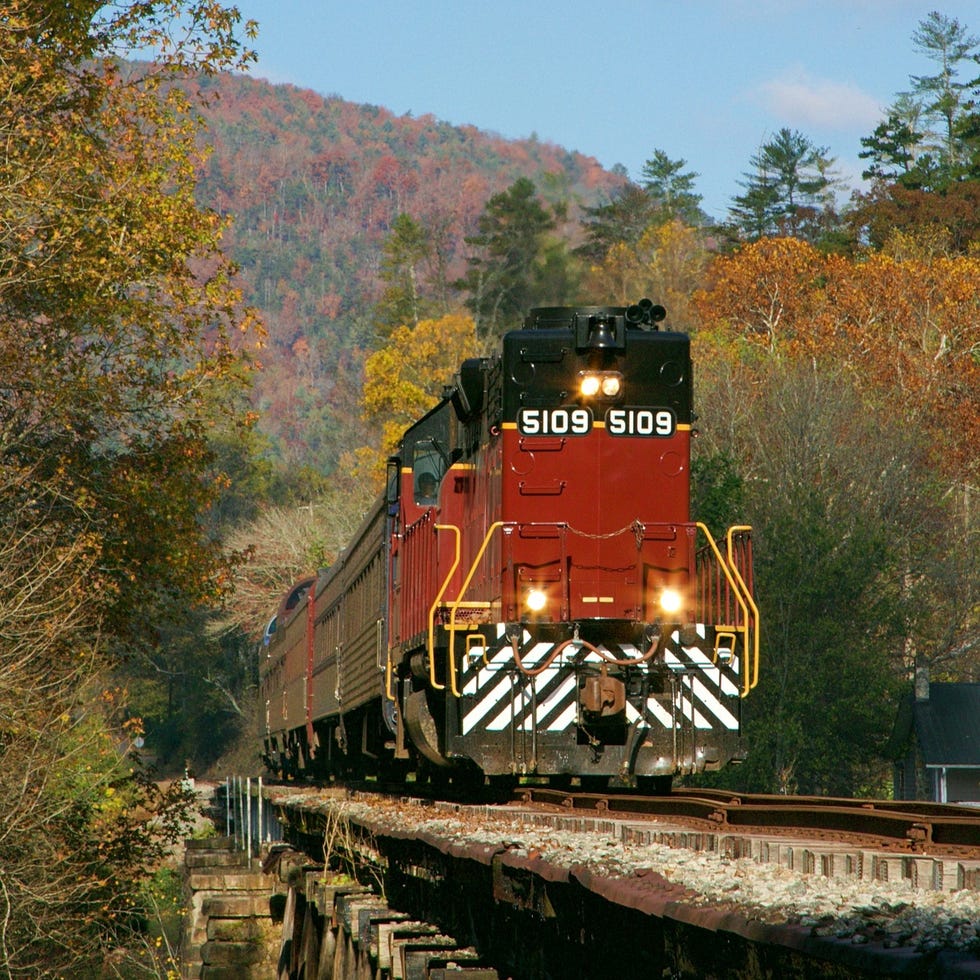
[223,775,284,861]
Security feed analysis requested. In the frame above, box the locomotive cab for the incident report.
[499,302,693,628]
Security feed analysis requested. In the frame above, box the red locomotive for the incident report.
[260,301,759,789]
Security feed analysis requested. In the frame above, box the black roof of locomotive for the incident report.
[523,299,669,332]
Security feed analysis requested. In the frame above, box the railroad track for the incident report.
[231,779,980,977]
[508,786,980,854]
[262,775,980,856]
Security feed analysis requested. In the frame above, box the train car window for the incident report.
[415,469,439,504]
[385,457,400,515]
[262,615,277,647]
[279,578,313,615]
[412,433,453,504]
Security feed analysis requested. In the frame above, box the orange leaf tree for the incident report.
[695,238,980,481]
[693,237,830,357]
[826,252,980,479]
[692,238,979,793]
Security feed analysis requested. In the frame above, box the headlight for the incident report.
[578,371,622,400]
[659,588,683,615]
[525,588,547,612]
[600,375,622,397]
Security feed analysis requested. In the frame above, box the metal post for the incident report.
[246,777,253,864]
[236,776,243,850]
[258,776,264,847]
[225,776,231,838]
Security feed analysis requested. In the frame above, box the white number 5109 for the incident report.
[605,408,675,437]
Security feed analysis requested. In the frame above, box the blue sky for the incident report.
[232,1,979,220]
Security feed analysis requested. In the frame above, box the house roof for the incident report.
[893,683,980,767]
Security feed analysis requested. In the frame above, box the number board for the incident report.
[517,407,676,437]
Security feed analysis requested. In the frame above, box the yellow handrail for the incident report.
[384,617,396,702]
[419,518,757,700]
[385,647,396,702]
[441,521,505,697]
[426,523,462,692]
[726,525,760,692]
[695,522,756,697]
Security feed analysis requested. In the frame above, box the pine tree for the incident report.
[576,183,661,262]
[640,149,703,225]
[375,213,433,336]
[729,129,839,241]
[859,99,925,183]
[909,11,980,172]
[455,177,557,338]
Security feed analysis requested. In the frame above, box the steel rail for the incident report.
[513,787,980,851]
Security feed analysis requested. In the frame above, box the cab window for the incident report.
[413,444,443,504]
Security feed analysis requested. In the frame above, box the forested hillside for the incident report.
[195,73,625,470]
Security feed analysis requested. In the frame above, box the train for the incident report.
[259,300,759,790]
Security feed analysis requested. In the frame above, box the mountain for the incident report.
[195,72,626,472]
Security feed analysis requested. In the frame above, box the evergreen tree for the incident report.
[375,213,432,336]
[859,99,925,183]
[909,11,980,173]
[640,149,703,225]
[455,177,558,338]
[536,236,582,307]
[729,128,839,242]
[578,150,703,265]
[576,182,661,262]
[955,108,980,180]
[729,162,782,241]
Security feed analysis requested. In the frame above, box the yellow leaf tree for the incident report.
[583,219,710,331]
[353,312,480,489]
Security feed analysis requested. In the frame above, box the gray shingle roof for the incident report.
[906,683,980,766]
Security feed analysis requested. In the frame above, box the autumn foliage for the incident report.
[195,75,624,471]
[0,2,258,973]
[346,313,481,490]
[203,10,978,802]
[695,238,980,481]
